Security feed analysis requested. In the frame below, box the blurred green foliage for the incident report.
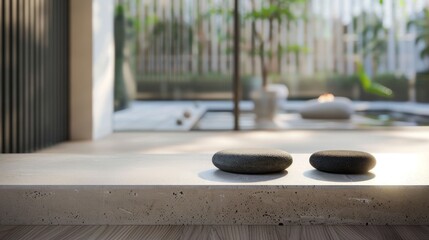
[408,8,429,61]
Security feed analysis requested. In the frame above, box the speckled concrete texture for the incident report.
[0,153,428,225]
[0,186,428,225]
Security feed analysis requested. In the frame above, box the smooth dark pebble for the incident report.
[310,150,376,174]
[212,148,293,174]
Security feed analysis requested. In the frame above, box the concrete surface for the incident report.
[39,130,429,154]
[0,153,428,225]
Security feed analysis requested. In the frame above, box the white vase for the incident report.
[251,88,277,122]
[267,83,289,110]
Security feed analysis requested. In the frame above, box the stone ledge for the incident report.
[0,153,428,225]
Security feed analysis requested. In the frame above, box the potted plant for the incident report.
[245,0,307,124]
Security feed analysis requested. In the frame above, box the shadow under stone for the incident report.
[303,169,375,182]
[198,169,288,183]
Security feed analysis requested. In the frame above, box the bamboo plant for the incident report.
[245,0,307,89]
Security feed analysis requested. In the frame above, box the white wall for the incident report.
[70,0,115,140]
[92,0,115,139]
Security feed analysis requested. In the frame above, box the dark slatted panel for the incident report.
[17,0,24,152]
[0,0,3,152]
[40,0,46,147]
[48,0,54,145]
[57,0,63,143]
[12,0,18,152]
[59,0,69,141]
[3,0,11,153]
[62,0,69,142]
[1,0,69,153]
[24,0,30,152]
[35,0,41,150]
[29,0,35,152]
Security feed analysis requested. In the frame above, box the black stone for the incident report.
[212,149,293,174]
[310,150,376,174]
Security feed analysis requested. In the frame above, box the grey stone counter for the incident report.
[0,153,428,225]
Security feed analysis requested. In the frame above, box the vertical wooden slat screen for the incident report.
[0,0,3,151]
[130,0,425,100]
[35,0,41,150]
[1,0,69,153]
[3,0,11,152]
[11,0,17,153]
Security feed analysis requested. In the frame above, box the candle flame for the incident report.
[318,93,335,103]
